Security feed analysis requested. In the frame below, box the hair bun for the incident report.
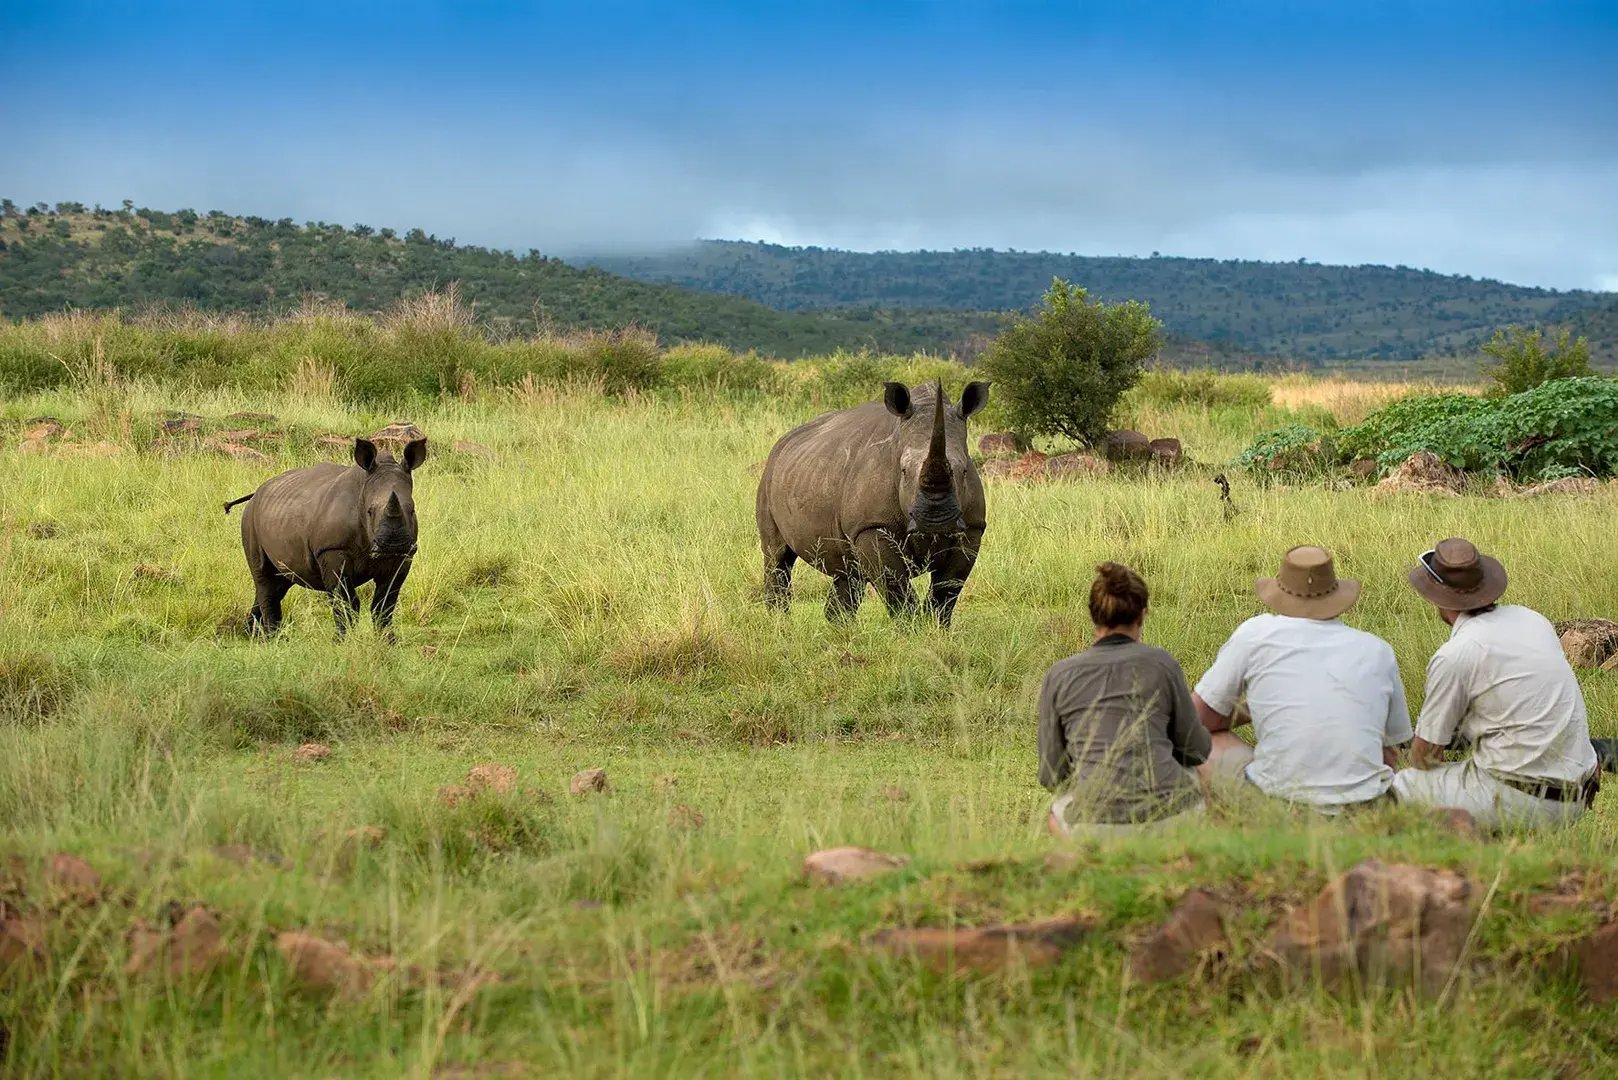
[1095,561,1131,595]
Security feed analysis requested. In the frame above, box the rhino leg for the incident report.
[329,579,360,638]
[763,545,797,612]
[825,572,865,621]
[371,560,412,641]
[250,572,292,636]
[853,529,919,620]
[925,539,980,627]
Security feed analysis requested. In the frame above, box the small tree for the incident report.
[977,278,1162,444]
[1483,325,1593,395]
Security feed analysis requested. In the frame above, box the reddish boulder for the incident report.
[570,768,610,795]
[1102,430,1152,463]
[369,422,426,454]
[1555,619,1618,669]
[871,916,1089,974]
[1045,452,1109,480]
[1149,438,1183,468]
[1573,922,1618,1003]
[292,742,332,764]
[467,763,518,795]
[803,847,909,885]
[977,432,1027,458]
[1129,889,1228,982]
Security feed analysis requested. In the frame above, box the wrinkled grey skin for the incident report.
[226,437,426,638]
[756,381,990,624]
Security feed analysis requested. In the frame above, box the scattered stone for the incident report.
[1527,875,1604,918]
[1102,430,1153,463]
[1555,619,1618,669]
[1572,922,1618,1003]
[1349,458,1380,481]
[977,432,1027,458]
[570,768,610,795]
[213,440,272,465]
[314,434,352,450]
[27,521,59,539]
[292,742,332,764]
[1045,452,1109,480]
[0,907,46,974]
[655,773,679,789]
[125,906,224,979]
[1518,476,1600,498]
[275,931,377,997]
[420,645,440,658]
[1150,437,1184,468]
[45,853,101,904]
[879,785,910,802]
[369,422,426,454]
[1269,859,1472,995]
[208,844,287,869]
[871,916,1089,974]
[1129,889,1228,982]
[215,428,278,445]
[452,439,494,459]
[132,563,181,584]
[467,763,518,796]
[977,458,1017,481]
[1008,449,1050,480]
[669,804,705,831]
[1375,451,1464,496]
[343,825,386,848]
[437,784,471,808]
[24,417,68,442]
[225,411,278,424]
[71,440,124,458]
[160,414,203,436]
[1428,807,1479,838]
[803,846,909,885]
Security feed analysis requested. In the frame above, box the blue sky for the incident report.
[2,1,1615,290]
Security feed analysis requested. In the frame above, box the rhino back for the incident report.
[761,402,902,549]
[244,463,361,585]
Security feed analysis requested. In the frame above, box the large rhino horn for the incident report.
[384,491,405,519]
[920,379,952,493]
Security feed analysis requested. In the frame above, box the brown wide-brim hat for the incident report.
[1407,537,1508,610]
[1255,545,1361,620]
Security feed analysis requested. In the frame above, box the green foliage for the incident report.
[1232,424,1336,480]
[1482,324,1593,395]
[977,279,1162,444]
[1130,367,1271,409]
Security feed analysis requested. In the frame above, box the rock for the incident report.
[1349,458,1380,481]
[71,441,123,458]
[669,804,705,831]
[978,458,1018,481]
[1555,619,1618,669]
[420,645,440,658]
[224,411,277,424]
[1428,807,1479,838]
[27,522,58,539]
[45,853,101,904]
[315,434,353,450]
[467,763,518,796]
[24,417,68,442]
[879,785,910,802]
[977,432,1027,458]
[132,563,181,584]
[343,825,386,848]
[1129,889,1228,982]
[569,768,609,795]
[125,906,224,979]
[215,428,278,445]
[0,908,46,974]
[292,742,332,764]
[1518,476,1600,497]
[437,784,471,808]
[160,414,203,436]
[369,422,426,454]
[655,773,679,789]
[1573,923,1618,1003]
[1269,859,1472,995]
[1009,449,1050,480]
[452,439,494,459]
[1375,451,1465,496]
[208,844,286,868]
[1045,452,1109,480]
[871,916,1089,974]
[213,440,272,465]
[1150,438,1184,468]
[275,931,377,997]
[1490,474,1519,498]
[803,846,909,885]
[1102,430,1152,463]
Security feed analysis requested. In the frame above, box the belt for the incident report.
[1487,770,1598,804]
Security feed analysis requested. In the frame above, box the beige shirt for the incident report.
[1416,605,1597,785]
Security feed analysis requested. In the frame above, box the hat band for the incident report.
[1278,579,1338,599]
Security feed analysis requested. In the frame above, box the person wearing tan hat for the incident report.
[1191,545,1413,810]
[1391,538,1599,829]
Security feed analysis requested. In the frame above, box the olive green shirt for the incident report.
[1038,635,1211,824]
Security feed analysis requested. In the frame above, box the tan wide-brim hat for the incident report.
[1255,545,1362,620]
[1407,537,1508,610]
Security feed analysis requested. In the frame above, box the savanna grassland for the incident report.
[3,307,1618,1077]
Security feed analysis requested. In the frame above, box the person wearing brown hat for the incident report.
[1391,538,1599,829]
[1192,545,1414,810]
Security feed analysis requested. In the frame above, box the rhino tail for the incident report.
[223,493,254,515]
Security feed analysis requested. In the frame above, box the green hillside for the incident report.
[583,240,1614,363]
[0,202,999,358]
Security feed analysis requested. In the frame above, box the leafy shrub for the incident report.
[976,279,1162,444]
[1132,368,1271,409]
[1233,424,1337,480]
[662,344,779,395]
[1482,325,1592,396]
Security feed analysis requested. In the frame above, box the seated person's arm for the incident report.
[1194,692,1238,733]
[1410,648,1471,771]
[1410,737,1447,769]
[1382,649,1416,771]
[1192,627,1251,735]
[1166,662,1213,766]
[1037,672,1070,791]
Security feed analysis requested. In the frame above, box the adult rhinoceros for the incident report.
[756,380,990,624]
[223,437,426,638]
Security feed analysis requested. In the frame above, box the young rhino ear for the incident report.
[354,438,379,473]
[960,381,991,419]
[403,437,428,472]
[882,381,913,418]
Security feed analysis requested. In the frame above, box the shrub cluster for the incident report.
[1238,376,1618,482]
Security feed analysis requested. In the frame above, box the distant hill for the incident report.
[0,202,1002,358]
[583,241,1614,364]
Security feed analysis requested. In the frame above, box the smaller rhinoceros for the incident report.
[223,437,426,638]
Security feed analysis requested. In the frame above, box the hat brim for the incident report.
[1255,576,1361,620]
[1407,554,1508,610]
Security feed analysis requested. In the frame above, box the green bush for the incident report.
[1233,424,1336,480]
[976,279,1162,445]
[1131,368,1271,409]
[1482,325,1593,396]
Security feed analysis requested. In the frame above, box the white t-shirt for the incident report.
[1416,605,1597,785]
[1194,614,1413,806]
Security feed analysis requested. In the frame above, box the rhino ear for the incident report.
[403,437,428,472]
[882,382,913,418]
[960,381,991,419]
[354,438,379,473]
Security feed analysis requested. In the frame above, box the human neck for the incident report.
[1094,624,1142,643]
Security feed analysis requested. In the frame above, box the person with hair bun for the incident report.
[1038,562,1211,836]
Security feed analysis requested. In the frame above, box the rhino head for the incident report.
[883,380,990,536]
[353,437,427,557]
